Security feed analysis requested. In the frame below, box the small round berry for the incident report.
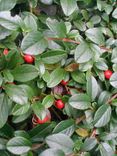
[61,80,68,86]
[37,115,50,124]
[3,49,9,55]
[33,111,51,125]
[55,99,65,109]
[23,54,34,64]
[104,70,113,79]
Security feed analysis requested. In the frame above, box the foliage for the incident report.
[0,0,117,156]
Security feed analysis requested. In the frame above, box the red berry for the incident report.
[3,49,9,55]
[104,70,113,79]
[37,115,50,124]
[55,99,65,109]
[33,111,51,125]
[61,80,68,86]
[23,54,34,64]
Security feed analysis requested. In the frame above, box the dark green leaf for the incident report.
[12,65,39,82]
[81,138,97,151]
[5,84,28,105]
[46,134,74,155]
[41,50,67,64]
[28,122,56,142]
[0,0,16,11]
[86,75,99,101]
[42,95,54,108]
[69,94,91,110]
[7,136,32,155]
[110,72,117,88]
[47,67,65,88]
[39,149,65,156]
[60,0,77,16]
[99,142,114,156]
[85,28,105,45]
[0,94,9,128]
[71,71,86,84]
[112,8,117,19]
[21,31,48,55]
[94,105,111,127]
[12,103,30,116]
[0,11,24,30]
[53,119,75,136]
[46,18,67,38]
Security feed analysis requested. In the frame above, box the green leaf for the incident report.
[71,71,86,84]
[0,0,16,11]
[40,0,53,5]
[41,50,67,64]
[69,94,91,110]
[0,11,24,30]
[14,130,30,140]
[0,94,9,128]
[0,26,12,40]
[95,59,108,71]
[0,138,7,150]
[11,64,39,82]
[111,47,117,63]
[32,102,47,120]
[28,122,56,141]
[5,84,28,105]
[99,142,114,156]
[7,136,32,155]
[19,84,35,99]
[47,67,65,88]
[24,14,37,32]
[53,119,75,136]
[110,72,117,88]
[46,18,67,38]
[3,69,14,82]
[86,75,99,101]
[46,133,74,155]
[12,109,32,123]
[112,8,117,19]
[60,0,77,16]
[21,31,48,55]
[98,91,111,105]
[94,104,111,127]
[85,28,105,45]
[39,149,65,156]
[42,95,54,108]
[12,103,30,116]
[100,132,117,141]
[75,42,101,63]
[74,20,86,32]
[81,138,97,151]
[75,42,92,64]
[29,0,38,8]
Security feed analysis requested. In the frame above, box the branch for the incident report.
[75,115,86,124]
[107,93,117,104]
[32,143,45,151]
[47,38,111,51]
[90,128,97,137]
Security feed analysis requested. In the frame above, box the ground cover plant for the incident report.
[0,0,117,156]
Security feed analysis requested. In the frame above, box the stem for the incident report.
[90,128,96,137]
[107,93,117,104]
[32,143,45,151]
[75,115,86,124]
[51,107,62,120]
[47,38,111,51]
